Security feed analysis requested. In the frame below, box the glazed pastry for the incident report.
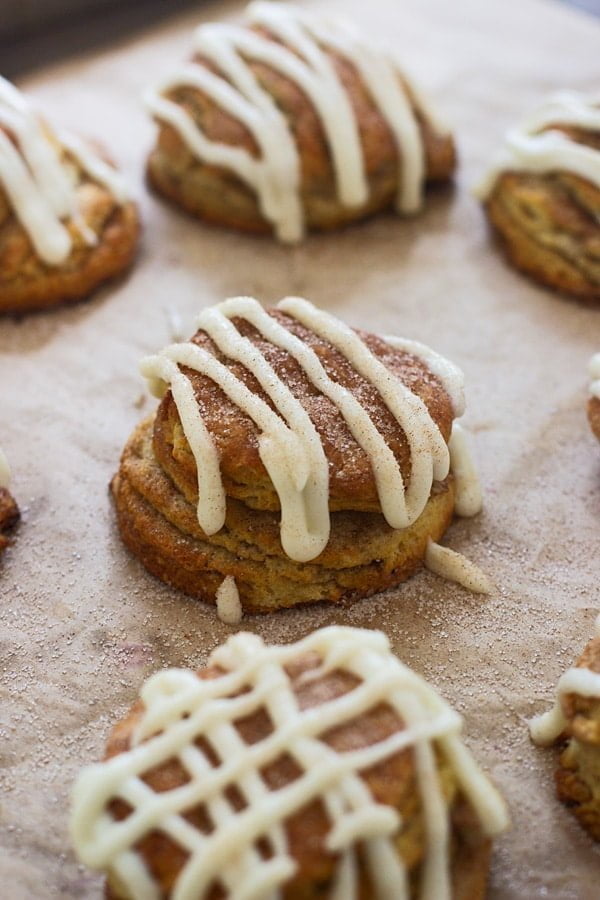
[0,76,139,313]
[111,295,488,615]
[144,2,456,242]
[589,353,600,440]
[530,619,600,840]
[475,91,600,302]
[70,625,509,898]
[0,448,19,553]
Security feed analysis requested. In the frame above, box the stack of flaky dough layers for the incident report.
[112,301,462,613]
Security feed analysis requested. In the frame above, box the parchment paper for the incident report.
[1,0,599,896]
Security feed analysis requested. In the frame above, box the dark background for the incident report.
[0,0,599,79]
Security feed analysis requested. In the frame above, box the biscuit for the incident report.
[476,91,600,302]
[529,625,600,841]
[111,296,486,614]
[0,76,139,314]
[70,626,509,898]
[145,2,456,242]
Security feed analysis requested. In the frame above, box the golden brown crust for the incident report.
[483,126,600,303]
[101,653,491,899]
[147,26,456,236]
[0,486,19,553]
[588,396,600,441]
[111,416,456,612]
[153,311,455,513]
[552,636,600,841]
[0,137,140,314]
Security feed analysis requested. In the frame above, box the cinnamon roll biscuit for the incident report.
[144,2,456,242]
[70,626,509,899]
[476,91,600,302]
[111,296,486,614]
[0,76,139,314]
[589,354,600,440]
[529,620,600,841]
[0,448,19,553]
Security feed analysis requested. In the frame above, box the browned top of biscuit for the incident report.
[104,652,480,899]
[156,25,455,194]
[153,309,456,513]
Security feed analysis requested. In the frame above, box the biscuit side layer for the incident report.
[112,417,456,612]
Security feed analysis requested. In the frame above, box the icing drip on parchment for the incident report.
[425,423,490,593]
[589,352,600,399]
[475,90,600,199]
[140,296,464,563]
[70,626,509,900]
[529,617,600,747]
[425,539,492,595]
[216,575,243,625]
[0,75,129,265]
[0,448,10,489]
[144,1,445,242]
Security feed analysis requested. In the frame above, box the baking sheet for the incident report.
[1,0,600,896]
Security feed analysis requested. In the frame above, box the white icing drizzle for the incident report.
[140,296,464,563]
[425,539,492,595]
[70,626,508,899]
[530,617,600,747]
[144,1,444,242]
[216,576,243,625]
[0,448,10,490]
[0,75,129,265]
[383,335,465,417]
[589,352,600,399]
[475,90,600,199]
[448,423,482,517]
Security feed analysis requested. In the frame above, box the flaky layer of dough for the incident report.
[101,650,491,899]
[147,26,455,236]
[0,136,139,314]
[112,417,456,612]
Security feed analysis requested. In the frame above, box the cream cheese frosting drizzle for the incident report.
[140,296,464,563]
[448,422,482,517]
[144,1,443,242]
[425,539,492,595]
[0,448,10,490]
[216,575,243,625]
[0,75,129,265]
[589,352,600,399]
[71,626,508,900]
[529,617,600,747]
[475,90,600,199]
